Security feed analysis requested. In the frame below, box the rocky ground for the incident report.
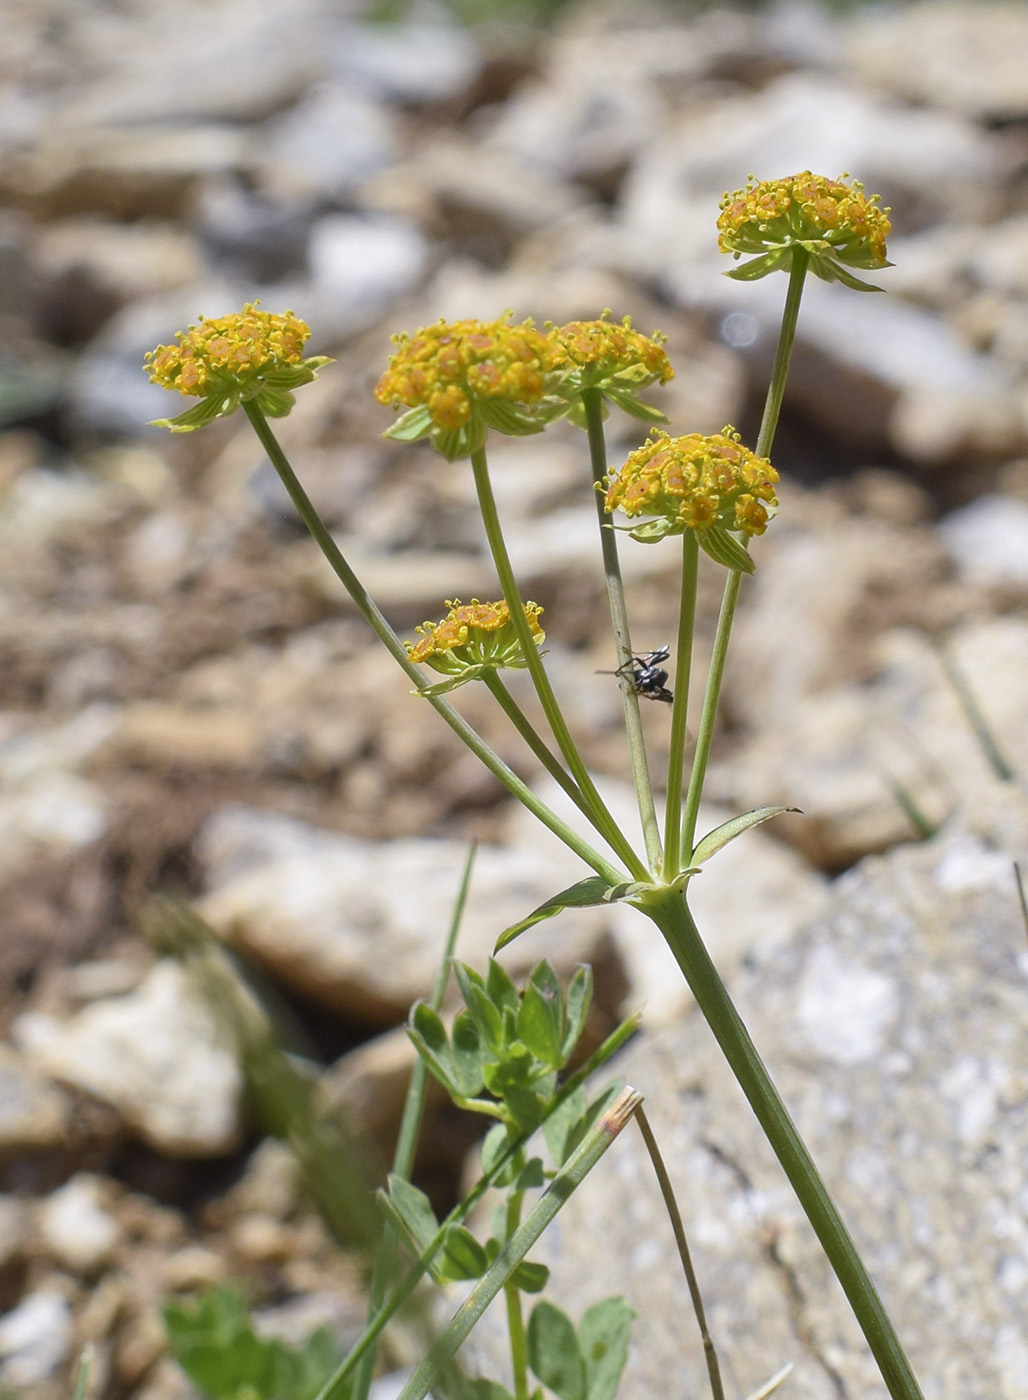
[3,0,1028,1396]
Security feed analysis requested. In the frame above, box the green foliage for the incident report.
[526,1299,636,1400]
[407,960,593,1134]
[164,1288,343,1400]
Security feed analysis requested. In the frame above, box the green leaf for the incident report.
[810,254,886,292]
[408,1002,456,1092]
[542,1085,587,1168]
[479,399,546,437]
[603,390,668,424]
[513,1156,546,1191]
[383,404,433,442]
[451,1011,486,1097]
[462,1381,516,1400]
[722,247,791,281]
[579,1298,636,1400]
[561,966,593,1060]
[480,1122,511,1177]
[381,1175,441,1266]
[455,974,505,1055]
[517,963,564,1068]
[698,523,756,574]
[440,1225,489,1281]
[485,959,520,1019]
[511,1260,550,1294]
[691,805,800,866]
[494,878,613,952]
[501,1082,549,1136]
[527,1301,585,1400]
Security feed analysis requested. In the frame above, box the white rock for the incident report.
[198,807,616,1023]
[38,1173,122,1274]
[26,961,243,1157]
[939,494,1028,585]
[0,1287,73,1387]
[307,213,428,332]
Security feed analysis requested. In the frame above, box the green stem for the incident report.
[395,1089,644,1400]
[482,671,596,825]
[646,892,924,1400]
[755,248,809,460]
[634,1106,724,1400]
[243,404,624,885]
[679,569,741,863]
[469,443,648,882]
[314,1013,643,1400]
[679,250,809,863]
[503,1179,529,1400]
[352,847,477,1400]
[582,387,662,871]
[662,531,698,882]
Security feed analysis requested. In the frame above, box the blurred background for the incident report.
[3,0,1028,1395]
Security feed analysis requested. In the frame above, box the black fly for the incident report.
[599,646,674,703]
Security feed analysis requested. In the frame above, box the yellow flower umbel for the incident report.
[406,598,546,695]
[604,427,778,572]
[718,172,891,292]
[546,313,674,427]
[144,303,332,432]
[375,315,560,461]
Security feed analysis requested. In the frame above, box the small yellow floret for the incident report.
[548,314,674,384]
[605,428,778,538]
[717,171,890,270]
[406,598,545,680]
[144,303,312,398]
[376,316,559,422]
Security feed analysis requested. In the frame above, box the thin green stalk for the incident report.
[662,530,698,881]
[503,1180,529,1400]
[934,639,1015,783]
[482,671,600,825]
[394,1088,645,1400]
[314,1012,642,1400]
[469,443,648,882]
[242,403,623,885]
[679,250,809,863]
[582,387,662,870]
[352,847,477,1400]
[647,891,924,1400]
[634,1106,723,1400]
[679,569,741,863]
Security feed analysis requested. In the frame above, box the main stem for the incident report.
[243,404,623,885]
[469,443,648,881]
[648,892,924,1400]
[662,530,698,881]
[679,249,809,864]
[582,388,662,872]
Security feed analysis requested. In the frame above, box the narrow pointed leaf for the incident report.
[699,523,756,574]
[561,966,593,1060]
[691,806,800,866]
[383,404,432,442]
[408,1002,455,1091]
[495,878,613,953]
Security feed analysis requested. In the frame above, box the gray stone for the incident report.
[37,1172,122,1275]
[21,960,244,1157]
[468,808,1028,1398]
[939,494,1028,586]
[0,1045,70,1153]
[255,83,399,202]
[847,0,1028,122]
[0,1286,73,1387]
[196,806,618,1024]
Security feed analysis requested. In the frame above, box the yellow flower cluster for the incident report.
[407,598,544,667]
[718,171,890,272]
[376,316,559,430]
[548,315,673,385]
[605,428,778,541]
[145,304,311,398]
